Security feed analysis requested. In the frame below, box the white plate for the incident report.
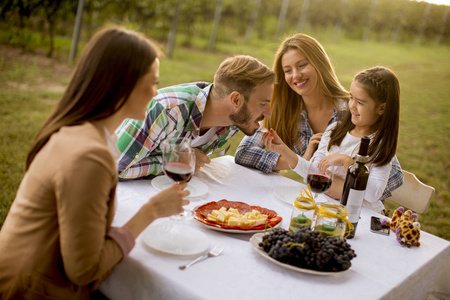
[142,223,210,256]
[274,186,327,204]
[249,233,350,275]
[151,176,208,197]
[273,186,304,204]
[196,219,282,234]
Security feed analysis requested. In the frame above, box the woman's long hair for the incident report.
[328,66,400,167]
[26,26,160,169]
[264,33,349,149]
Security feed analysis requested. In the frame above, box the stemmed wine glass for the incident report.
[161,137,196,220]
[305,156,335,202]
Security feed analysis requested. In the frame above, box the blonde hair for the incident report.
[264,33,349,149]
[213,55,275,100]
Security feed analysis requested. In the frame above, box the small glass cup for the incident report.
[313,203,349,239]
[289,187,319,232]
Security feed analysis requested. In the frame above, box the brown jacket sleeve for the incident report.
[54,133,124,286]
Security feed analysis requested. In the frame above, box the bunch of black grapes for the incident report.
[259,227,356,272]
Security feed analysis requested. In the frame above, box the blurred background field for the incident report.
[0,0,449,240]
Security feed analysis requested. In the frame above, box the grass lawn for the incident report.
[0,36,449,241]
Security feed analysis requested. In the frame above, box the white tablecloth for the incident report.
[100,156,450,300]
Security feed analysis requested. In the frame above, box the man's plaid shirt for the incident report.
[116,82,239,180]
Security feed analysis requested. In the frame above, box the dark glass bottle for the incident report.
[340,136,370,239]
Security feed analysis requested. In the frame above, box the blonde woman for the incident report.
[235,33,403,202]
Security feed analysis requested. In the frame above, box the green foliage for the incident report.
[159,48,224,86]
[2,0,449,59]
[0,89,57,226]
[0,25,40,51]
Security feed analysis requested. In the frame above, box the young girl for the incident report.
[263,66,400,212]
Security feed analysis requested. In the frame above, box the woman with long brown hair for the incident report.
[235,33,402,202]
[236,33,349,169]
[0,26,189,299]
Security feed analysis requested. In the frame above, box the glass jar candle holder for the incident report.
[313,203,351,239]
[289,187,318,232]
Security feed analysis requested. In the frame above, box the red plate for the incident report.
[194,199,283,231]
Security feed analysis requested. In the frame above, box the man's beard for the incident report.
[229,102,264,136]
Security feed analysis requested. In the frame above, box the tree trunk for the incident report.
[363,0,378,42]
[70,0,84,62]
[296,0,310,33]
[167,0,182,58]
[391,0,407,44]
[334,0,348,42]
[245,0,261,43]
[415,3,432,45]
[276,0,290,40]
[47,19,54,57]
[209,0,223,52]
[435,6,450,46]
[44,0,63,57]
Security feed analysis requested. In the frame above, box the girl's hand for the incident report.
[303,133,323,160]
[318,154,353,173]
[148,183,190,218]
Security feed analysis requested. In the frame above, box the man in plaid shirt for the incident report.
[116,55,275,180]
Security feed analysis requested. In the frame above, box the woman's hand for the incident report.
[262,128,299,169]
[318,154,353,173]
[303,133,323,160]
[194,148,211,174]
[147,183,190,218]
[125,183,190,239]
[262,128,288,154]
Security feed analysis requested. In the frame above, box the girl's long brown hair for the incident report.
[26,26,159,169]
[264,33,349,149]
[328,66,400,167]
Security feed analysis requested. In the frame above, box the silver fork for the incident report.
[179,243,225,270]
[207,144,231,157]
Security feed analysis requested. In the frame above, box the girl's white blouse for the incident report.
[292,123,393,212]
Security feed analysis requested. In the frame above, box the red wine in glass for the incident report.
[163,162,193,183]
[161,138,196,221]
[306,174,332,193]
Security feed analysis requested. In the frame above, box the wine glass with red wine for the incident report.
[305,157,334,202]
[161,137,195,220]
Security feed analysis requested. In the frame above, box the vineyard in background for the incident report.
[1,0,449,60]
